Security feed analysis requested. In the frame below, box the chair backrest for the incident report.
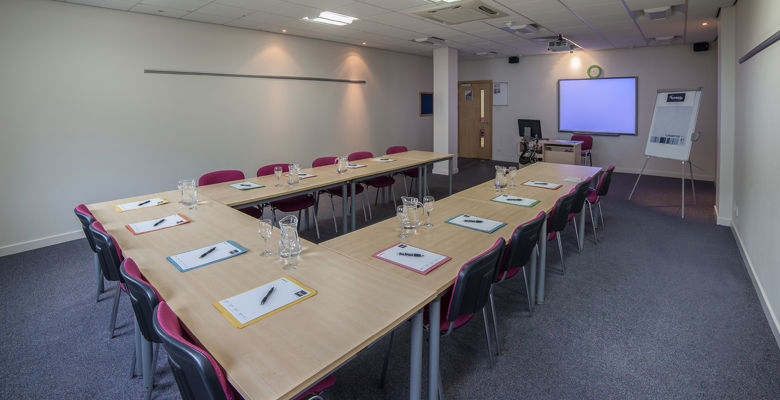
[153,301,233,400]
[199,170,245,186]
[499,212,546,280]
[74,204,98,253]
[348,151,373,161]
[445,238,506,322]
[571,134,593,150]
[120,258,162,343]
[598,164,615,196]
[569,178,593,215]
[312,156,337,168]
[256,163,289,177]
[89,221,123,282]
[547,189,578,233]
[386,146,408,154]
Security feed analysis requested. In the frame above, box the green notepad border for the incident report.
[490,195,540,207]
[445,214,506,234]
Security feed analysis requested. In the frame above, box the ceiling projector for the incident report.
[548,35,575,52]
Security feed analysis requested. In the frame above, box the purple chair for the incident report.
[89,220,126,339]
[349,151,397,209]
[153,301,335,400]
[120,258,163,400]
[199,170,263,219]
[545,187,578,275]
[386,146,428,196]
[312,157,371,232]
[74,204,105,302]
[571,134,593,166]
[585,165,615,240]
[495,211,547,315]
[257,163,320,238]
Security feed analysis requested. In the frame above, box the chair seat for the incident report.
[238,206,263,219]
[581,151,591,155]
[326,184,364,198]
[424,290,474,332]
[271,195,316,212]
[364,176,395,188]
[585,189,598,203]
[401,168,418,178]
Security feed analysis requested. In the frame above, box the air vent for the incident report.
[414,0,507,25]
[412,37,447,46]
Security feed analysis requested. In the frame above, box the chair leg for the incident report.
[391,185,397,209]
[481,309,495,368]
[379,330,394,389]
[572,218,581,253]
[364,190,373,220]
[361,193,368,221]
[587,201,598,243]
[95,253,103,302]
[329,194,338,232]
[312,207,320,239]
[402,176,409,196]
[521,266,533,313]
[272,209,278,225]
[557,234,566,275]
[131,317,142,378]
[374,186,380,205]
[598,202,605,229]
[437,366,444,400]
[145,343,160,400]
[488,287,500,356]
[109,285,121,339]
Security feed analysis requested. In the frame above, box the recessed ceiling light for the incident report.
[701,22,708,26]
[303,11,357,26]
[282,29,287,33]
[303,17,346,26]
[361,42,367,45]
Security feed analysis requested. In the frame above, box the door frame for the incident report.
[457,80,493,160]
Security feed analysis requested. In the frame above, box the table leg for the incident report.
[351,181,357,232]
[448,158,453,196]
[423,164,428,197]
[342,182,348,234]
[410,310,423,400]
[428,296,441,400]
[577,207,586,251]
[536,218,547,304]
[417,166,423,201]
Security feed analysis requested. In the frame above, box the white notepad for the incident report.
[522,180,562,190]
[213,277,316,328]
[287,172,316,179]
[166,240,247,272]
[229,181,264,190]
[373,243,450,275]
[374,158,395,162]
[563,176,582,183]
[126,214,190,235]
[491,194,540,207]
[346,163,366,169]
[445,214,506,233]
[114,198,167,212]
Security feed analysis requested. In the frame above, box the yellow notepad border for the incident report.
[113,198,169,212]
[213,276,317,329]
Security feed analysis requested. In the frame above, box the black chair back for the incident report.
[547,190,577,233]
[500,212,546,279]
[89,221,122,282]
[445,238,506,322]
[120,258,161,343]
[598,165,615,196]
[570,179,592,215]
[153,302,230,400]
[74,205,98,253]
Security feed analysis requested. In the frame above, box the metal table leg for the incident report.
[417,166,423,201]
[351,181,357,231]
[448,158,453,196]
[342,182,348,233]
[410,310,423,400]
[536,218,547,304]
[423,164,428,197]
[428,296,441,400]
[577,207,586,251]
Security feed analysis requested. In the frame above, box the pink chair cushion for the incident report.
[238,206,264,219]
[327,184,364,198]
[257,163,290,177]
[571,134,593,150]
[76,204,94,218]
[586,189,599,203]
[364,176,395,188]
[155,302,235,400]
[348,151,373,161]
[91,221,123,260]
[199,170,245,186]
[312,156,337,168]
[386,146,408,154]
[122,258,163,300]
[271,195,316,212]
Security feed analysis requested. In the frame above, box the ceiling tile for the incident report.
[358,0,431,12]
[182,12,237,24]
[194,3,255,18]
[331,2,390,18]
[139,0,209,12]
[286,0,356,9]
[65,0,138,11]
[130,3,191,17]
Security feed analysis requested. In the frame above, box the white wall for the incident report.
[0,0,433,255]
[726,0,780,345]
[459,45,717,180]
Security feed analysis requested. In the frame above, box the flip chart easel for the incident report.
[628,87,702,218]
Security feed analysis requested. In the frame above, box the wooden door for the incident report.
[458,80,493,159]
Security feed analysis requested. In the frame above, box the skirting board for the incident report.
[616,166,715,182]
[731,224,780,349]
[0,230,83,258]
[714,205,732,227]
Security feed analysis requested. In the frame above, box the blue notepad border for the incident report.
[166,240,248,272]
[444,214,506,234]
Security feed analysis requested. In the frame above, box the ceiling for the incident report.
[54,0,733,59]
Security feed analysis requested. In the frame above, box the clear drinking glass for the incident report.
[508,166,518,188]
[274,166,283,187]
[396,205,408,239]
[180,179,198,210]
[423,196,434,228]
[177,180,187,203]
[258,219,273,257]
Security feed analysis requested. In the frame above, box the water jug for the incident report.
[277,215,302,258]
[287,164,300,185]
[494,166,508,192]
[401,196,421,230]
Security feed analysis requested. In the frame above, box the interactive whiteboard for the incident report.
[644,88,702,161]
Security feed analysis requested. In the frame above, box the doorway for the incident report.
[458,80,493,160]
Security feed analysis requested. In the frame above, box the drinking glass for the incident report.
[396,205,408,239]
[423,196,434,228]
[508,166,518,188]
[258,219,273,257]
[180,179,198,210]
[177,180,187,203]
[274,166,283,187]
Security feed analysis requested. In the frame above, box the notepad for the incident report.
[491,194,540,207]
[373,243,450,275]
[522,180,562,190]
[346,163,366,169]
[286,172,316,179]
[229,181,264,190]
[166,240,247,272]
[374,158,395,162]
[213,276,316,328]
[563,176,582,183]
[114,198,168,212]
[445,214,506,233]
[125,214,191,235]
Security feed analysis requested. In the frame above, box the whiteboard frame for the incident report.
[557,76,638,136]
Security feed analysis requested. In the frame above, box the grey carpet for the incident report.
[1,159,778,399]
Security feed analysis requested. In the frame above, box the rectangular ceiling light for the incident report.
[303,11,357,26]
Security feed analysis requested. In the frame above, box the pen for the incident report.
[398,252,424,257]
[260,286,275,305]
[199,246,216,259]
[504,198,524,202]
[153,218,166,226]
[240,183,251,187]
[463,219,484,223]
[138,200,150,206]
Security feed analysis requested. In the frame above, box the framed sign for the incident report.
[419,92,433,116]
[493,82,508,106]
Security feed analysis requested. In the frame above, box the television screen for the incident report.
[558,77,637,135]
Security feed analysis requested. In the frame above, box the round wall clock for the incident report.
[587,64,603,78]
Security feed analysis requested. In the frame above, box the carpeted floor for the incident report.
[1,159,778,399]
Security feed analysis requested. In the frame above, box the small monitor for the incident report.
[518,119,542,139]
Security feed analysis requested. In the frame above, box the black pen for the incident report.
[398,252,424,257]
[260,286,275,305]
[137,200,150,206]
[199,246,216,259]
[504,198,524,202]
[153,218,166,226]
[240,183,251,187]
[463,219,484,223]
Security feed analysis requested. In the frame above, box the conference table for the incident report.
[88,157,599,400]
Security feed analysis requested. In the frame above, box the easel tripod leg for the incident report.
[681,161,685,219]
[689,160,696,205]
[628,156,650,200]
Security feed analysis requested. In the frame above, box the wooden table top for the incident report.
[88,192,434,400]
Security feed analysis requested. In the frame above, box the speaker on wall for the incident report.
[508,56,519,64]
[693,42,709,52]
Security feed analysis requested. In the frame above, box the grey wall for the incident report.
[0,0,433,255]
[459,45,717,180]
